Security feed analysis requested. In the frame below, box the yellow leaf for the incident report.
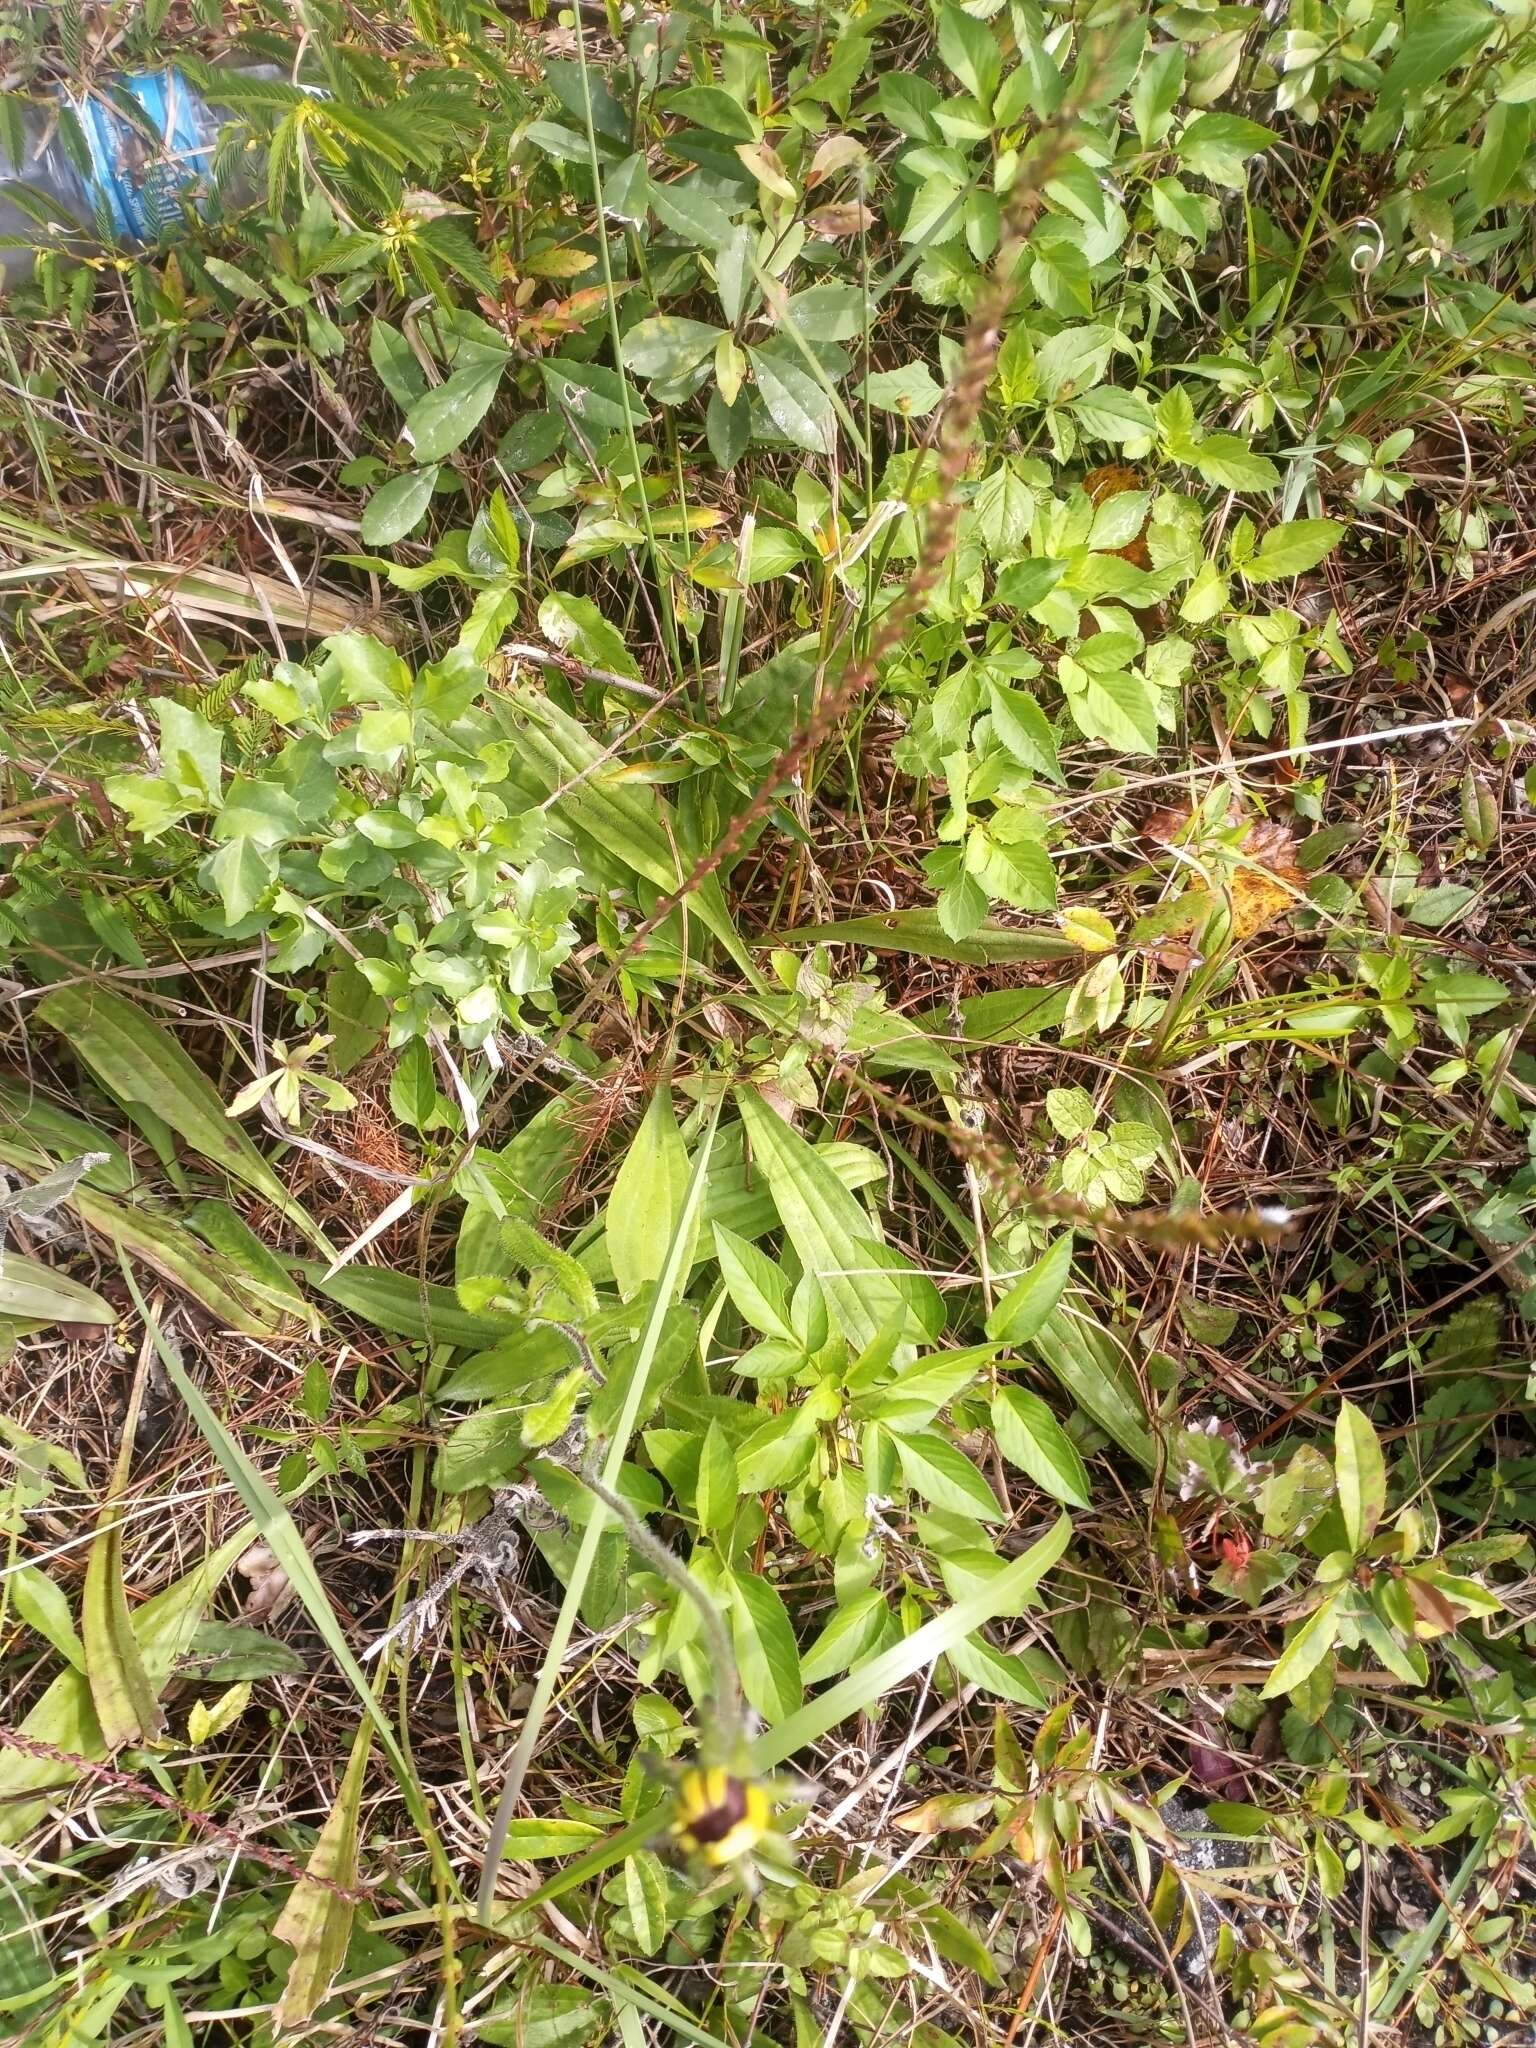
[1059,906,1118,953]
[521,245,596,279]
[735,139,797,201]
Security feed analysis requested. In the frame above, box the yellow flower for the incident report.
[670,1768,773,1867]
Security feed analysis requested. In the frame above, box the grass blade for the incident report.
[475,1093,723,1918]
[748,1512,1071,1772]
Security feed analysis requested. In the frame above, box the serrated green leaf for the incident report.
[992,1387,1091,1507]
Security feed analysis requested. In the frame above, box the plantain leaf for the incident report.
[82,1362,165,1749]
[605,1086,694,1302]
[0,1527,252,1845]
[496,684,759,984]
[0,1136,296,1337]
[272,1723,373,2031]
[0,1252,114,1326]
[35,990,326,1251]
[1025,1304,1155,1468]
[737,1089,916,1350]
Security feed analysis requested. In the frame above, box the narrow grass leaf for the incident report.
[122,1270,439,1848]
[750,1513,1070,1771]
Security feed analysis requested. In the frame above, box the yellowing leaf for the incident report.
[82,1364,164,1751]
[273,1723,371,2033]
[0,1528,252,1846]
[1059,906,1118,953]
[1260,1593,1341,1700]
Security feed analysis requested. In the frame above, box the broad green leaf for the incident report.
[623,1849,671,1955]
[404,355,508,462]
[301,1264,519,1348]
[664,84,756,140]
[497,1818,604,1859]
[1192,434,1279,491]
[800,1588,892,1684]
[1381,0,1494,100]
[774,909,1075,965]
[937,3,1001,104]
[727,1566,803,1722]
[538,592,642,680]
[1246,518,1345,582]
[748,347,835,454]
[1335,1399,1386,1552]
[10,1564,84,1669]
[36,990,325,1250]
[606,1087,694,1302]
[622,315,722,380]
[945,1631,1046,1706]
[992,1387,1091,1508]
[1260,1593,1341,1700]
[361,465,439,546]
[369,318,426,408]
[737,1089,914,1348]
[1176,111,1277,187]
[650,180,735,246]
[892,1429,1002,1520]
[863,360,944,416]
[272,1723,372,2030]
[694,1422,739,1534]
[712,1222,795,1340]
[986,1235,1074,1345]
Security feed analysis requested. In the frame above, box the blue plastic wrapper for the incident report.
[68,69,221,243]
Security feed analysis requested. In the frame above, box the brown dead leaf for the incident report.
[806,201,875,238]
[1083,464,1152,570]
[893,1791,994,1836]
